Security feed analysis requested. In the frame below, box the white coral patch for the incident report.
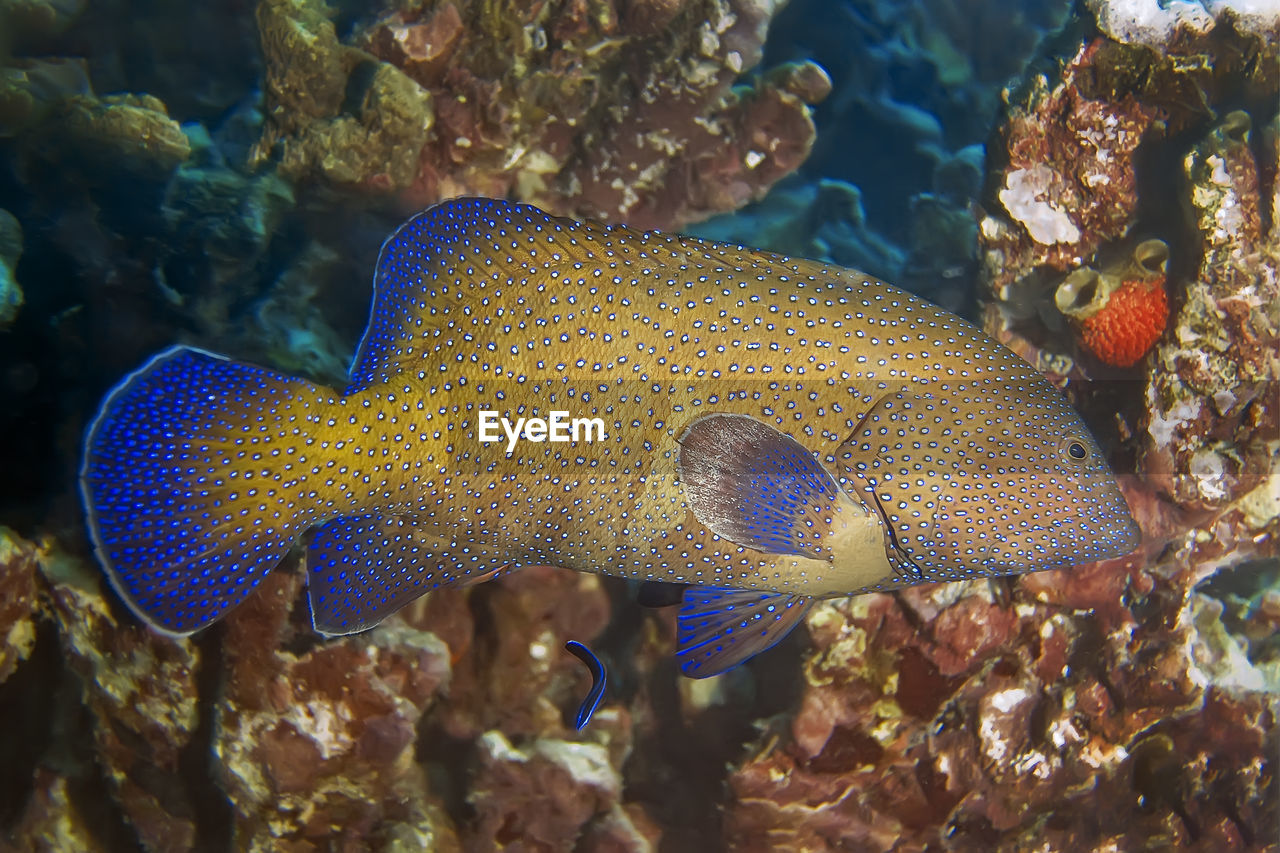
[1091,0,1215,46]
[1189,448,1228,501]
[1238,460,1280,530]
[990,686,1031,714]
[1184,592,1268,693]
[979,687,1031,764]
[534,740,621,796]
[1091,0,1280,47]
[1147,394,1202,448]
[999,166,1081,245]
[284,699,355,760]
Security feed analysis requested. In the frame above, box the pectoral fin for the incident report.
[677,414,850,561]
[677,586,814,677]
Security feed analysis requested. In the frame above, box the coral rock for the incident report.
[0,768,106,853]
[469,728,654,852]
[0,527,38,685]
[254,0,435,192]
[1142,110,1279,512]
[37,544,201,852]
[0,58,91,137]
[252,0,827,228]
[430,566,613,741]
[54,93,191,174]
[214,567,458,850]
[1087,0,1280,49]
[724,546,1279,850]
[986,41,1161,291]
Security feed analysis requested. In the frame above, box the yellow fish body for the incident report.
[82,198,1140,676]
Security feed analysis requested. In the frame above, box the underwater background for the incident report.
[0,0,1277,850]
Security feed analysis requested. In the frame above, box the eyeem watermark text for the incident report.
[479,410,607,453]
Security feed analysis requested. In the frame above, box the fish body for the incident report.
[82,198,1140,676]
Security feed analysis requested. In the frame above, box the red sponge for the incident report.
[1078,276,1169,368]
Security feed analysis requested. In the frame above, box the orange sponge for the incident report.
[1077,275,1168,368]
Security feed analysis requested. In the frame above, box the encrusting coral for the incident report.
[0,528,39,685]
[984,42,1161,295]
[1141,110,1279,515]
[254,0,829,229]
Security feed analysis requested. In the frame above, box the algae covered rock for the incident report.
[0,58,90,137]
[253,0,436,192]
[252,0,828,228]
[55,93,191,175]
[1142,110,1280,513]
[0,527,39,684]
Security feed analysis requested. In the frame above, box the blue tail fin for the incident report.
[80,346,328,634]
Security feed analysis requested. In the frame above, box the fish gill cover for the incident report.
[0,0,1277,851]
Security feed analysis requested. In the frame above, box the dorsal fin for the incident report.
[346,197,849,392]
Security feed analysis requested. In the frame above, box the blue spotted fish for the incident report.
[81,198,1141,677]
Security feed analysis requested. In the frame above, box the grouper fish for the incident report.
[81,198,1141,677]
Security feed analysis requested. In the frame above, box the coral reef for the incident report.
[0,771,106,853]
[39,543,201,852]
[1142,109,1279,513]
[253,0,434,193]
[1087,0,1280,50]
[714,6,1279,850]
[55,95,190,175]
[0,1,1277,851]
[711,0,1074,305]
[251,0,829,230]
[2,528,646,849]
[722,539,1278,850]
[984,42,1162,295]
[214,568,458,850]
[0,528,38,685]
[979,7,1279,382]
[469,728,657,852]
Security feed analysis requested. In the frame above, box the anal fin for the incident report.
[306,514,534,635]
[677,586,814,678]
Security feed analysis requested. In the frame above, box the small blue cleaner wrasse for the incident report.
[564,640,607,730]
[81,198,1142,678]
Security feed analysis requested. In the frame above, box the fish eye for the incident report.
[1067,442,1087,460]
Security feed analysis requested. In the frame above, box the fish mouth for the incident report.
[1049,511,1143,563]
[1112,515,1143,556]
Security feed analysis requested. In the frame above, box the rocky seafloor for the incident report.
[0,0,1277,850]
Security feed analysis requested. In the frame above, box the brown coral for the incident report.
[984,41,1162,296]
[38,541,202,852]
[213,567,459,850]
[0,528,39,685]
[1141,110,1279,514]
[723,538,1279,851]
[254,0,828,229]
